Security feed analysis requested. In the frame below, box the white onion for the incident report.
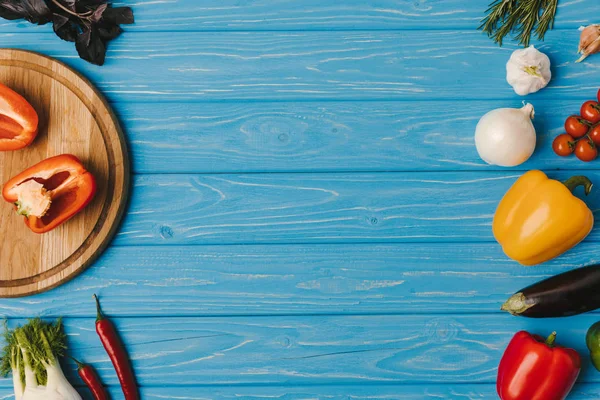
[474,103,536,167]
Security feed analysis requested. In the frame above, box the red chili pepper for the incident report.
[2,154,96,233]
[497,331,581,400]
[71,357,108,400]
[94,294,139,400]
[0,82,38,151]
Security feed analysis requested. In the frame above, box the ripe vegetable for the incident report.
[565,115,590,138]
[497,331,580,400]
[581,100,600,124]
[474,103,536,167]
[587,322,600,372]
[72,358,108,400]
[590,125,600,146]
[575,138,598,162]
[505,46,551,96]
[502,264,600,318]
[2,154,96,234]
[493,171,594,266]
[94,295,139,399]
[0,82,38,151]
[552,134,575,156]
[0,318,81,400]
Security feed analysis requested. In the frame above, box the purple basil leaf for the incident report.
[0,0,51,24]
[52,13,77,42]
[62,0,76,11]
[76,28,106,66]
[78,27,91,47]
[102,7,133,25]
[97,23,122,40]
[0,7,23,20]
[90,3,107,23]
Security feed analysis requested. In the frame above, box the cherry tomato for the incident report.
[597,88,600,102]
[552,134,575,156]
[565,115,590,138]
[575,138,598,162]
[590,125,600,146]
[581,101,600,124]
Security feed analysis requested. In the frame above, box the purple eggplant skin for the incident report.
[501,264,600,318]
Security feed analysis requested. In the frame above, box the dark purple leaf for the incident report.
[78,26,91,47]
[0,0,133,66]
[62,0,76,11]
[102,7,133,24]
[0,0,51,24]
[90,3,106,22]
[52,13,77,42]
[97,22,121,40]
[76,28,105,66]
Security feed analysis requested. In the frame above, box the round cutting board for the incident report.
[0,49,129,297]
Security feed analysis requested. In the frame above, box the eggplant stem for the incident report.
[563,176,593,196]
[501,292,532,316]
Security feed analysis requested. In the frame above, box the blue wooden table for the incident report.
[2,0,600,398]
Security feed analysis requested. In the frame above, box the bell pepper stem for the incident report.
[546,332,557,347]
[563,176,593,196]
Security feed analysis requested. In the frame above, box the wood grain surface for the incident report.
[105,171,600,245]
[121,100,588,174]
[0,30,598,102]
[0,50,129,297]
[0,0,596,31]
[1,315,600,387]
[0,1,599,398]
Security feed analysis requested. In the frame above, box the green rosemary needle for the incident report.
[479,0,559,47]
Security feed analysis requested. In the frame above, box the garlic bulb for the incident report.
[475,103,536,167]
[506,46,551,96]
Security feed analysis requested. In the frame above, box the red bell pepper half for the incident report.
[0,82,38,151]
[497,331,581,400]
[2,154,96,234]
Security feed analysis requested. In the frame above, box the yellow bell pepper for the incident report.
[493,170,594,266]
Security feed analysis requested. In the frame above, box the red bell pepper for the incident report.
[497,331,581,400]
[2,154,96,234]
[0,82,38,151]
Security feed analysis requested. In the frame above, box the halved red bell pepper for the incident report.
[0,82,38,151]
[2,154,96,234]
[497,331,581,400]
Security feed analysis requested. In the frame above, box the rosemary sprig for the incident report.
[479,0,559,47]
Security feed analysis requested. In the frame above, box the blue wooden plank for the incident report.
[0,242,597,318]
[0,384,597,399]
[103,384,600,400]
[111,171,600,245]
[123,100,595,174]
[0,384,599,400]
[0,315,597,386]
[1,383,600,400]
[0,0,596,31]
[1,30,596,102]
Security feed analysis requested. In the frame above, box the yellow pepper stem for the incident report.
[563,176,593,196]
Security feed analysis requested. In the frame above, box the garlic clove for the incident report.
[577,24,600,63]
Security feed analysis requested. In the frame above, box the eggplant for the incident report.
[502,264,600,318]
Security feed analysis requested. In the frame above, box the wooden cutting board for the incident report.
[0,49,129,297]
